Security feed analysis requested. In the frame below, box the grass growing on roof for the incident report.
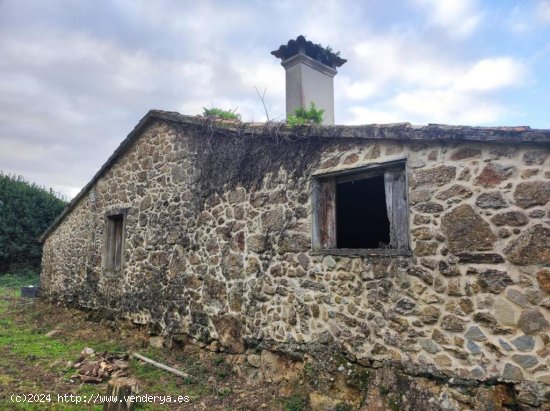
[287,102,324,127]
[202,107,240,121]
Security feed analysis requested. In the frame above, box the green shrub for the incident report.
[282,395,307,411]
[0,269,39,288]
[0,173,67,275]
[287,102,324,127]
[202,107,240,121]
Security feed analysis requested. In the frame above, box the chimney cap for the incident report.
[271,35,347,69]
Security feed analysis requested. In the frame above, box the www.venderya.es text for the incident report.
[11,393,191,405]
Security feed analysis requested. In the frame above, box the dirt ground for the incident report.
[0,288,312,410]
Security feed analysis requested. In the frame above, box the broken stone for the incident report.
[536,268,550,293]
[441,315,466,332]
[413,214,431,225]
[414,241,438,256]
[434,354,452,367]
[464,326,487,342]
[455,253,504,264]
[518,308,550,335]
[447,278,463,296]
[504,225,550,265]
[435,184,473,200]
[514,181,550,208]
[521,169,539,179]
[228,187,246,204]
[412,227,433,240]
[296,253,309,270]
[498,228,511,238]
[474,163,515,188]
[247,354,261,368]
[458,168,471,181]
[459,298,474,315]
[46,329,61,338]
[450,147,481,161]
[432,329,450,345]
[522,150,547,165]
[502,363,523,380]
[247,235,267,253]
[490,211,528,227]
[278,234,310,253]
[467,340,482,355]
[438,260,460,277]
[525,288,543,305]
[213,315,244,353]
[506,289,530,308]
[447,347,469,360]
[407,267,434,285]
[499,338,513,351]
[419,305,440,324]
[149,336,164,348]
[419,339,441,354]
[409,189,433,205]
[475,192,507,209]
[415,202,444,213]
[529,209,546,218]
[395,298,416,315]
[441,204,496,253]
[494,298,518,326]
[511,335,535,352]
[512,354,538,369]
[478,270,514,294]
[410,165,456,188]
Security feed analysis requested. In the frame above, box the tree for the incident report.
[0,173,67,274]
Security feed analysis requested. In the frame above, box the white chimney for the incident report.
[272,35,346,126]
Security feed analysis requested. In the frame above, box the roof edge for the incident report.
[40,110,160,242]
[40,110,550,242]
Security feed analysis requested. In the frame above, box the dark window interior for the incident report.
[336,175,390,248]
[106,214,124,270]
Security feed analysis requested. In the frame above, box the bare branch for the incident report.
[255,87,270,122]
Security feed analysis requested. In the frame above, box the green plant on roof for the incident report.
[287,102,324,127]
[202,107,240,121]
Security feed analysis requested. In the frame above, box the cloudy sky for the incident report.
[1,0,549,199]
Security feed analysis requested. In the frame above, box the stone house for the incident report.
[41,37,550,407]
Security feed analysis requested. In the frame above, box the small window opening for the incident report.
[105,214,124,271]
[312,161,409,253]
[336,175,390,248]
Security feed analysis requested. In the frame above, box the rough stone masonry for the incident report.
[40,111,550,408]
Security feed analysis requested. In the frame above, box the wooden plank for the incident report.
[114,217,123,270]
[384,171,395,247]
[132,352,191,378]
[319,179,337,249]
[384,169,409,250]
[311,179,321,250]
[311,248,412,257]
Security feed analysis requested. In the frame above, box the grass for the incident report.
[280,394,308,411]
[202,107,240,121]
[0,270,40,289]
[0,273,340,410]
[0,278,250,409]
[287,102,324,127]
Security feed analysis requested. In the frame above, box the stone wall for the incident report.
[41,119,550,397]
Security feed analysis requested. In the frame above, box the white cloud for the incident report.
[538,0,550,23]
[454,58,526,92]
[345,106,406,125]
[392,89,506,124]
[412,0,483,38]
[340,30,527,126]
[340,78,378,101]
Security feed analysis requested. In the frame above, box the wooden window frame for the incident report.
[311,160,411,257]
[103,209,127,273]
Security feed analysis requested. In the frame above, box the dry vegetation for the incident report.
[0,285,311,410]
